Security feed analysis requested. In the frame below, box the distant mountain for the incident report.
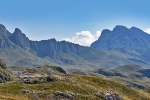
[91,25,150,67]
[9,28,30,50]
[0,23,150,69]
[91,25,150,50]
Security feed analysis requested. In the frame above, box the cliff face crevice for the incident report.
[29,39,92,58]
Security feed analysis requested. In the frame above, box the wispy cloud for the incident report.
[62,31,101,46]
[144,28,150,34]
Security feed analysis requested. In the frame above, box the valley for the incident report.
[1,24,150,100]
[1,62,150,100]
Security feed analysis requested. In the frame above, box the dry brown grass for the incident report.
[0,94,30,100]
[0,74,150,100]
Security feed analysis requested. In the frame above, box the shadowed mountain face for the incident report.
[0,24,150,69]
[29,39,92,58]
[9,28,30,50]
[0,24,14,48]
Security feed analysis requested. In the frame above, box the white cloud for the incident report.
[95,31,101,39]
[144,28,150,34]
[62,31,101,46]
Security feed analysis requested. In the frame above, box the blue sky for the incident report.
[0,0,150,46]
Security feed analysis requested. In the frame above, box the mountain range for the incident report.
[0,24,150,69]
[91,25,150,66]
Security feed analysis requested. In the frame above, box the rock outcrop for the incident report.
[0,59,12,82]
[137,69,150,78]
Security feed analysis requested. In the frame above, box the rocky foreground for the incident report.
[0,65,148,100]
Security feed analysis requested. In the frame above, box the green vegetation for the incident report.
[0,74,149,100]
[114,65,144,73]
[0,62,149,100]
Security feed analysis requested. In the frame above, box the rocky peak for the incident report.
[12,28,27,39]
[0,24,11,37]
[100,29,111,36]
[9,28,30,50]
[14,28,22,34]
[91,25,150,50]
[0,24,6,30]
[49,38,57,42]
[113,25,128,31]
[102,29,111,33]
[130,26,148,35]
[130,26,141,31]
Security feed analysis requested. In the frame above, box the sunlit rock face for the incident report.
[91,25,150,50]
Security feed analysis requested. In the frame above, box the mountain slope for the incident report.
[0,23,150,69]
[91,25,150,68]
[91,25,150,50]
[1,71,150,100]
[9,28,30,50]
[114,64,144,73]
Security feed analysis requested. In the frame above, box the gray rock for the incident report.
[54,91,75,99]
[56,67,69,74]
[104,92,122,100]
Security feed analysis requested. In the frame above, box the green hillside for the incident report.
[114,64,144,73]
[0,74,149,100]
[0,65,149,100]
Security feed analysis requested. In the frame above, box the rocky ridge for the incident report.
[91,25,150,50]
[0,24,150,69]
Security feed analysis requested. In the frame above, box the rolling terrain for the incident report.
[91,64,150,90]
[91,25,150,68]
[0,53,150,100]
[0,64,149,100]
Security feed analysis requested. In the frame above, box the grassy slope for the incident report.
[107,65,150,88]
[0,74,149,100]
[114,65,144,73]
[0,48,54,67]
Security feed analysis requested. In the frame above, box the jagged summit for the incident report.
[113,25,129,32]
[100,29,111,36]
[91,25,150,50]
[9,28,30,50]
[130,26,142,30]
[0,24,6,30]
[130,26,148,35]
[14,28,22,34]
[0,24,11,37]
[0,23,150,69]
